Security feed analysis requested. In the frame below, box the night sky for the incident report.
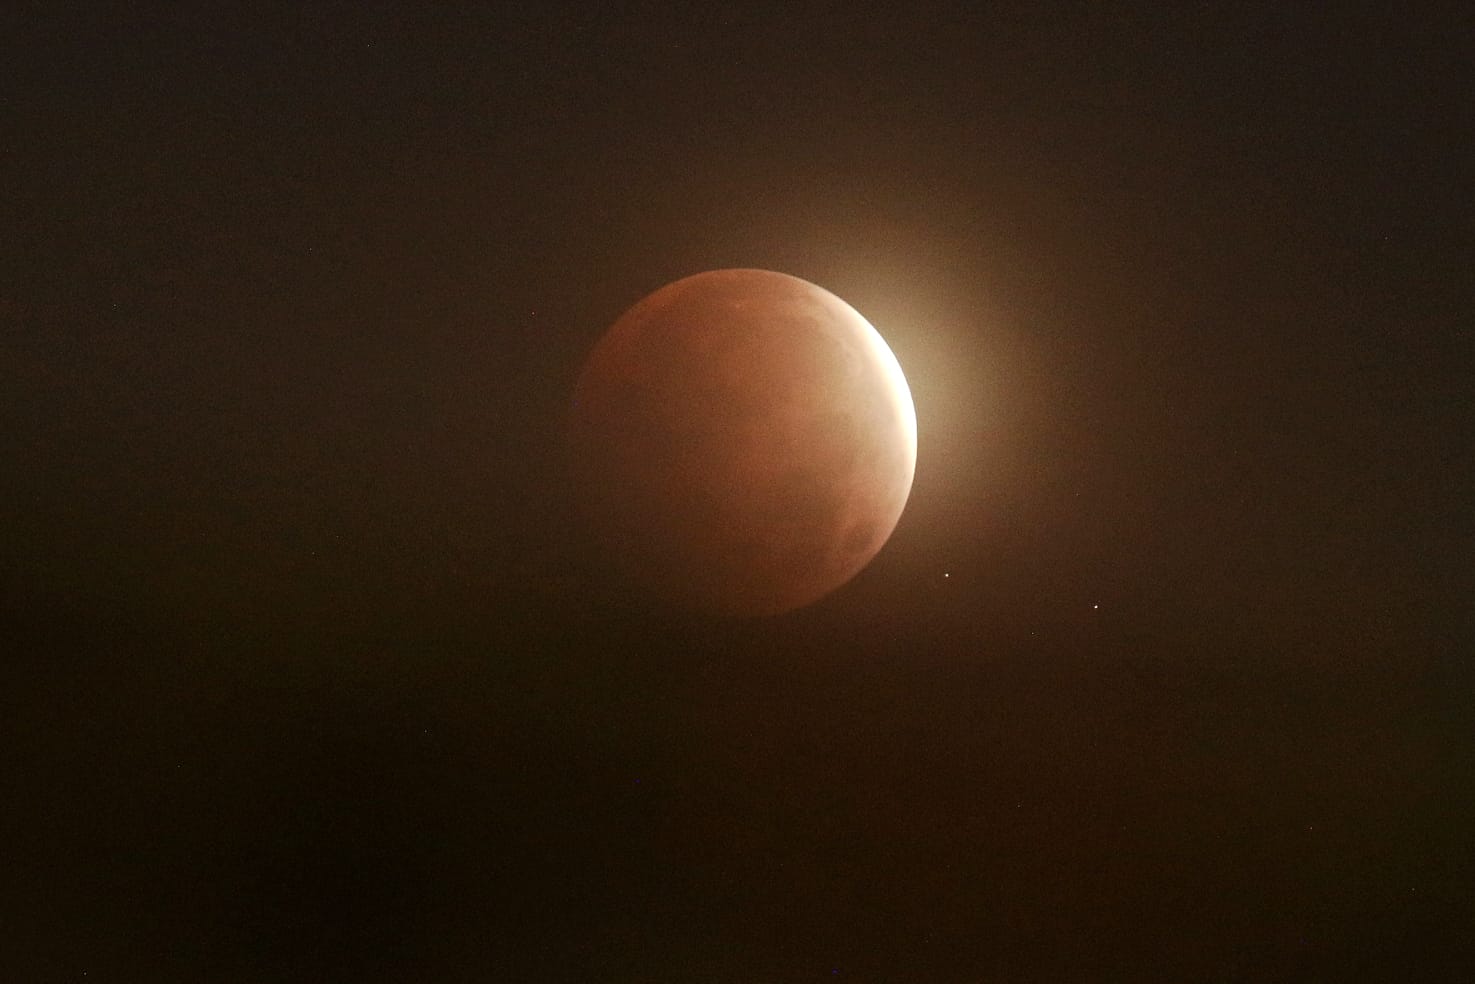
[5,4,1472,980]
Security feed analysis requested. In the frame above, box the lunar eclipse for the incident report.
[8,6,1467,980]
[568,269,916,616]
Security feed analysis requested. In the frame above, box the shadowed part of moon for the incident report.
[568,268,916,616]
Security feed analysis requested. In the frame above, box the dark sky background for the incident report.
[5,3,1472,981]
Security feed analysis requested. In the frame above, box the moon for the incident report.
[568,269,917,616]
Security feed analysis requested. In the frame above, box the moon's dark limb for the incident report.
[568,269,916,616]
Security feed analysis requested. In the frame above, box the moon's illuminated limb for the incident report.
[844,301,917,483]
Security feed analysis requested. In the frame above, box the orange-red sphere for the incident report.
[568,269,916,616]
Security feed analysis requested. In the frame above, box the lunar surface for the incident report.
[568,269,916,616]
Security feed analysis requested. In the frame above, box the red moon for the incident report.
[568,269,916,616]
